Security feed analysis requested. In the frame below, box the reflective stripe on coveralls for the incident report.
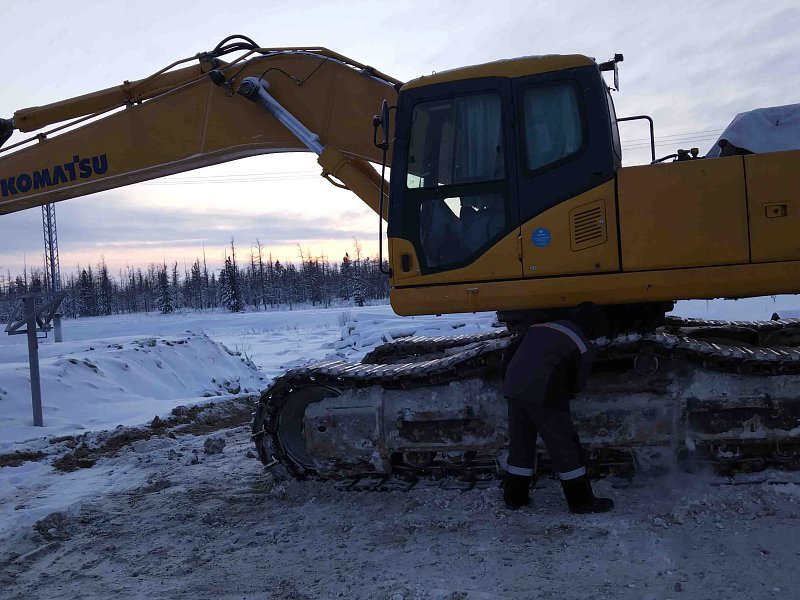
[506,463,536,477]
[530,322,588,355]
[557,466,587,480]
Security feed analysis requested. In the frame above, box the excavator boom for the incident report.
[0,46,397,216]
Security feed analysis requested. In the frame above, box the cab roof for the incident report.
[401,54,596,91]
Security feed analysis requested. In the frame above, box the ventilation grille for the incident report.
[570,200,607,251]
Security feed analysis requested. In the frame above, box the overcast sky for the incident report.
[1,0,798,277]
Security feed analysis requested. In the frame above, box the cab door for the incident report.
[388,78,523,286]
[513,67,620,278]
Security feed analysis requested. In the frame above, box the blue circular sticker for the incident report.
[531,228,551,247]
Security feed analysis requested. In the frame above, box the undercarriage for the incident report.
[251,315,800,485]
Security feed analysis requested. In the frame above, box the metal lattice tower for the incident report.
[41,203,61,292]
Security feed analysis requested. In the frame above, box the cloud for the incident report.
[0,183,378,273]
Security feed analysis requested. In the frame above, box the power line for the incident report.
[623,135,722,152]
[620,127,726,144]
[158,170,317,180]
[141,171,321,186]
[621,124,732,154]
[624,131,723,145]
[623,138,722,152]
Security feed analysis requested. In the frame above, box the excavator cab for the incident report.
[387,56,621,314]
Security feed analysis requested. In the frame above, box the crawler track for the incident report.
[663,315,800,331]
[252,319,800,483]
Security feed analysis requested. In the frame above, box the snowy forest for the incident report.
[0,239,390,320]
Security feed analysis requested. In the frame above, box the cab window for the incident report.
[403,91,511,272]
[407,93,505,188]
[521,83,583,172]
[419,191,506,268]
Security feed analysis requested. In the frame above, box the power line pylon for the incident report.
[41,203,63,341]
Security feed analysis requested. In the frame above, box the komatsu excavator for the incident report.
[2,36,800,484]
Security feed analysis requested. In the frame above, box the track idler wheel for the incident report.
[633,353,659,375]
[400,451,436,470]
[771,445,800,471]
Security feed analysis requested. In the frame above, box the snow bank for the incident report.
[0,333,264,445]
[334,311,497,356]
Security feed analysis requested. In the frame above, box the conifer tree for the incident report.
[170,261,182,310]
[156,264,174,314]
[219,240,244,312]
[340,252,352,300]
[97,258,113,316]
[77,266,96,317]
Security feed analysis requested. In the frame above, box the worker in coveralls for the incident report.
[501,302,614,513]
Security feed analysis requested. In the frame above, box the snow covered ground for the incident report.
[2,296,800,598]
[0,333,265,445]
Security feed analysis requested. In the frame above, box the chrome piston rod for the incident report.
[236,77,324,155]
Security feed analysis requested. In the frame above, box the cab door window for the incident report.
[407,93,505,187]
[419,191,506,268]
[404,92,511,272]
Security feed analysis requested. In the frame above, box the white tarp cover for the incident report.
[706,102,800,157]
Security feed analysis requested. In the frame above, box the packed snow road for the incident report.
[2,299,800,598]
[2,417,800,599]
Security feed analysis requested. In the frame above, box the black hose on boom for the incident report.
[205,35,262,59]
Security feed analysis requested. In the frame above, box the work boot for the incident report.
[560,475,614,514]
[503,473,534,510]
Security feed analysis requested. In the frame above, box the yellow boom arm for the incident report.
[0,46,398,217]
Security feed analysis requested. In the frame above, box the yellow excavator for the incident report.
[2,36,800,484]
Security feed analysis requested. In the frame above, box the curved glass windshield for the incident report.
[407,93,505,188]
